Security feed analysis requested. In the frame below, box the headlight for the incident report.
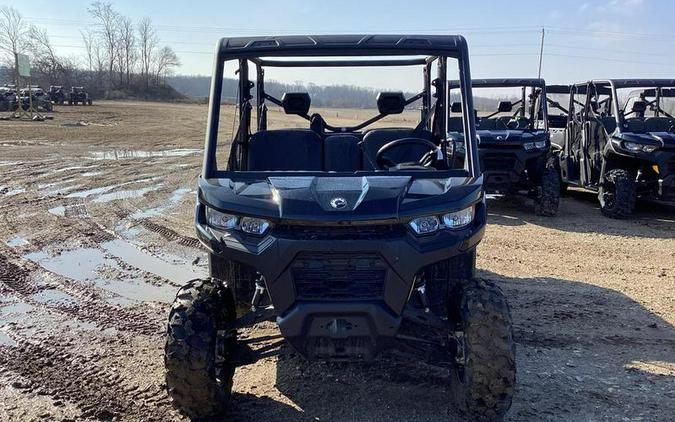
[622,141,659,153]
[442,206,474,229]
[205,208,271,236]
[206,208,238,230]
[240,217,271,236]
[409,216,440,235]
[524,141,547,151]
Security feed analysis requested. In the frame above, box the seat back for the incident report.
[360,128,434,170]
[247,129,322,171]
[324,134,361,171]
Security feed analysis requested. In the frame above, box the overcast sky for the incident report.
[15,0,675,92]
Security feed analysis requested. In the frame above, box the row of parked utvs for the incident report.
[164,35,675,421]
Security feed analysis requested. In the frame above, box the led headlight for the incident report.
[239,217,271,236]
[524,141,547,151]
[206,208,238,230]
[442,206,474,229]
[409,216,440,235]
[623,141,642,152]
[623,141,659,153]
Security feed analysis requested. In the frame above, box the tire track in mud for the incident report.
[0,338,177,421]
[140,220,201,249]
[0,252,164,336]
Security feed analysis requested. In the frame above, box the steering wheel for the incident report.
[375,138,439,170]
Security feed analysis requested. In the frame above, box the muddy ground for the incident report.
[0,101,673,422]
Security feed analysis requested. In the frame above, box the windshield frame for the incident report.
[202,35,480,180]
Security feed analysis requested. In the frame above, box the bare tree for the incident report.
[154,46,180,84]
[117,16,136,87]
[80,30,95,72]
[27,26,64,83]
[137,17,157,88]
[0,6,32,84]
[88,1,120,92]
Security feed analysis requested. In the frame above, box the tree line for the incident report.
[0,2,181,98]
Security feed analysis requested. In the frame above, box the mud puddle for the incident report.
[92,184,163,204]
[130,188,193,219]
[100,239,205,283]
[87,148,200,160]
[5,236,29,247]
[24,246,174,304]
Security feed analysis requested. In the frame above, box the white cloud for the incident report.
[586,20,630,43]
[607,0,644,14]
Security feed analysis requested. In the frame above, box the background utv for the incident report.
[552,79,675,218]
[447,78,560,215]
[165,35,516,421]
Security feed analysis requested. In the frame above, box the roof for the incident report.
[575,79,675,89]
[546,84,571,94]
[448,78,545,89]
[217,34,468,59]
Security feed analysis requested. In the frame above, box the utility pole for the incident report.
[537,27,545,79]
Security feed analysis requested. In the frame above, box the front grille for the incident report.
[482,156,516,172]
[668,158,675,174]
[275,224,406,240]
[292,252,386,300]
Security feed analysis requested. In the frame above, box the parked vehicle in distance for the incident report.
[48,85,66,105]
[69,86,92,105]
[0,85,17,112]
[553,79,675,217]
[19,86,53,112]
[447,78,560,215]
[164,34,515,421]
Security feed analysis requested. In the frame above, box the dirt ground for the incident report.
[0,101,673,422]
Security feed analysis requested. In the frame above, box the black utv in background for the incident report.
[69,86,92,105]
[553,79,675,218]
[447,78,560,215]
[164,34,515,421]
[19,86,53,112]
[0,85,17,112]
[48,85,66,105]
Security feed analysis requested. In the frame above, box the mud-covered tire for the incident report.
[164,278,236,419]
[534,155,561,216]
[452,278,516,421]
[598,168,636,218]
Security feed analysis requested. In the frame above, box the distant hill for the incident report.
[168,75,417,109]
[167,75,510,111]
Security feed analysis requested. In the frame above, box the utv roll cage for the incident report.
[448,78,548,130]
[571,79,675,132]
[203,34,479,179]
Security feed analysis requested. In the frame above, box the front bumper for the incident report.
[478,147,548,192]
[195,202,486,360]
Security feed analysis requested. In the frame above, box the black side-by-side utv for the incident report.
[48,85,66,105]
[69,86,92,105]
[447,78,560,215]
[553,79,675,217]
[165,35,515,421]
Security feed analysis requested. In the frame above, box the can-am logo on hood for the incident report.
[329,197,348,209]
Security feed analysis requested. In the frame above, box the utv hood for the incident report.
[476,130,547,147]
[198,175,482,222]
[616,132,675,150]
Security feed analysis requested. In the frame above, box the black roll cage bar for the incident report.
[203,35,479,179]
